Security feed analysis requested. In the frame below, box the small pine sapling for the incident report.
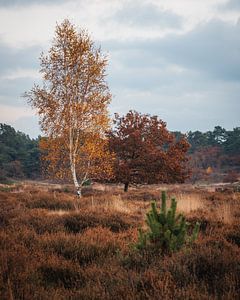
[136,191,200,254]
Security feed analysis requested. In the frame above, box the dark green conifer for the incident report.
[137,191,200,254]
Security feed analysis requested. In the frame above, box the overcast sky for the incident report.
[0,0,239,137]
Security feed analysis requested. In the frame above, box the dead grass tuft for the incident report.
[170,192,206,213]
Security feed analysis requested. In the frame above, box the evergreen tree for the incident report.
[137,191,200,254]
[0,123,40,179]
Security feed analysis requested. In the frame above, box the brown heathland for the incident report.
[0,182,239,299]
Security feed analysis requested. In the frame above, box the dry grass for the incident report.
[169,192,206,214]
[214,203,235,224]
[0,183,239,299]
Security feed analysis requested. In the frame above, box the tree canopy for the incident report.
[108,111,190,191]
[25,20,113,196]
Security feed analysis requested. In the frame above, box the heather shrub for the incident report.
[63,211,131,234]
[81,263,191,299]
[0,242,40,299]
[26,197,74,210]
[225,224,240,246]
[81,187,106,197]
[166,237,240,296]
[25,192,75,210]
[119,250,153,272]
[14,210,65,234]
[41,228,119,266]
[186,210,223,234]
[38,256,85,289]
[121,190,160,202]
[0,194,23,228]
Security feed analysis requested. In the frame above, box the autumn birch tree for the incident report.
[25,20,113,196]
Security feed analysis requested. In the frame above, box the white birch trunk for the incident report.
[69,125,82,198]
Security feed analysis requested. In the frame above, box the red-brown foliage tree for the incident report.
[108,111,190,191]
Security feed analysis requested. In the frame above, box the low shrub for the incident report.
[27,197,74,210]
[38,256,85,289]
[25,192,75,210]
[136,191,200,254]
[225,224,240,246]
[41,228,119,266]
[0,194,22,228]
[121,190,160,202]
[166,237,240,296]
[186,210,224,234]
[63,212,131,234]
[0,242,41,299]
[14,210,65,234]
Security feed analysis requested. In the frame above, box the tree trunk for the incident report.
[69,123,81,198]
[124,182,129,192]
[76,187,82,198]
[70,160,81,198]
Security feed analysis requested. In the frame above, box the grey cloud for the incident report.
[103,20,240,132]
[110,81,240,133]
[164,89,240,132]
[155,20,240,81]
[0,41,41,108]
[108,60,194,91]
[111,1,182,29]
[218,0,240,11]
[0,41,40,74]
[0,77,39,107]
[103,19,240,83]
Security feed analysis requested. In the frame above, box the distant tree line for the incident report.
[0,123,40,182]
[185,126,240,182]
[187,126,240,156]
[0,122,239,184]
